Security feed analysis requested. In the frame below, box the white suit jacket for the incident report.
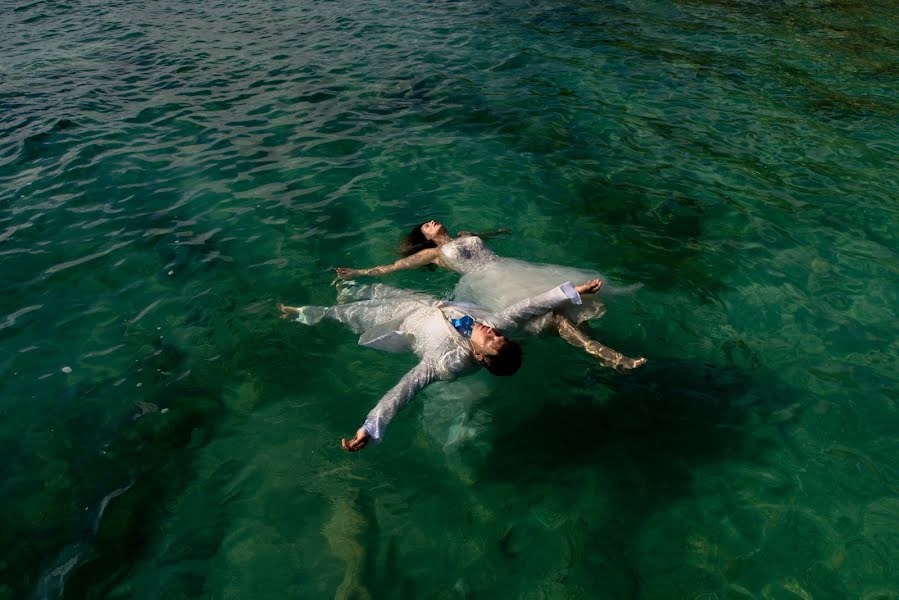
[361,282,582,442]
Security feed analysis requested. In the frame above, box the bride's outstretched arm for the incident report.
[336,247,441,279]
[553,314,647,371]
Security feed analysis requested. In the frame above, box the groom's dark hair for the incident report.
[481,341,522,376]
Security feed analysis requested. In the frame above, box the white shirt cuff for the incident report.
[362,417,384,444]
[560,281,582,305]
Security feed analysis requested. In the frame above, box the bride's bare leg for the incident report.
[553,314,647,371]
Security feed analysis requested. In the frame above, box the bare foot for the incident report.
[277,303,300,319]
[615,357,647,372]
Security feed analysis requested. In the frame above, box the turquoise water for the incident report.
[2,0,897,597]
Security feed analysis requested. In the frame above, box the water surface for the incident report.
[1,0,897,597]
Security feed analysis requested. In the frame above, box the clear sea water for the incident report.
[1,0,897,597]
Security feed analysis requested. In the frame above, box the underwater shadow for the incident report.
[477,356,755,499]
[458,355,787,595]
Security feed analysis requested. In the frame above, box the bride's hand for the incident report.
[575,279,603,295]
[335,267,358,279]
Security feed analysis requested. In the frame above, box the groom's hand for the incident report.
[341,428,370,452]
[575,279,603,295]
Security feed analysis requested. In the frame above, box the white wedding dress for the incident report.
[441,236,637,332]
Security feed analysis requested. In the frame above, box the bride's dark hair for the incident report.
[399,223,437,257]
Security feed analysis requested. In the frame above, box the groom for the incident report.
[279,279,604,451]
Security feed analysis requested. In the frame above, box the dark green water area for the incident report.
[1,0,897,597]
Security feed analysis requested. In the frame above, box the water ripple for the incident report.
[1,0,897,597]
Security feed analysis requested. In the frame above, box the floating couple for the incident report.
[279,220,646,452]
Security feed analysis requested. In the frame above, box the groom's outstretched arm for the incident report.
[492,280,602,331]
[343,360,438,451]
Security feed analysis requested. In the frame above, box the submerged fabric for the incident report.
[443,236,609,331]
[294,283,581,441]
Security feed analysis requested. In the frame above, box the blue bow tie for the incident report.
[450,315,474,338]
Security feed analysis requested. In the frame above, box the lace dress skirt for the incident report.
[452,258,635,333]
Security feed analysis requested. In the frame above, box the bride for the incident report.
[336,220,646,370]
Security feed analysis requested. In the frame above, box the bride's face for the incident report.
[420,220,447,240]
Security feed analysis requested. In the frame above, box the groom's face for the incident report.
[470,323,506,357]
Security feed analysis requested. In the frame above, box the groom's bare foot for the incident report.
[277,303,300,319]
